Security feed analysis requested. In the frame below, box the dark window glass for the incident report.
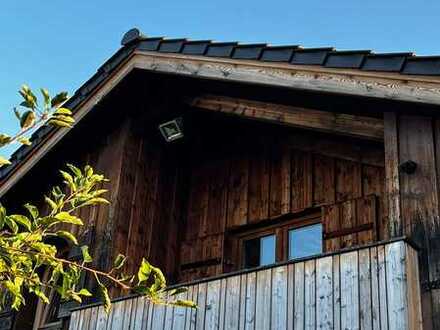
[244,234,276,268]
[288,224,322,260]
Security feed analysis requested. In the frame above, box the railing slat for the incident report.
[255,268,272,329]
[359,248,373,330]
[224,273,241,329]
[132,297,145,330]
[204,279,221,329]
[340,251,359,330]
[317,256,333,330]
[304,259,316,330]
[244,271,256,330]
[271,265,287,330]
[386,241,409,330]
[294,262,305,330]
[333,254,341,330]
[378,245,389,330]
[370,246,381,330]
[196,282,207,329]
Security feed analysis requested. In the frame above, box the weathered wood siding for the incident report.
[180,123,385,281]
[69,240,422,330]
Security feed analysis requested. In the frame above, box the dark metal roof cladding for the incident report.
[2,27,440,181]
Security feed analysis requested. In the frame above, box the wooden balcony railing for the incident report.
[68,239,422,330]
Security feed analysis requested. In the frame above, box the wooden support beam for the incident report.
[187,95,384,141]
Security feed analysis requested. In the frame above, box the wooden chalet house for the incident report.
[4,28,440,329]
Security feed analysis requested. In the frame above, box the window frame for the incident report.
[228,212,322,270]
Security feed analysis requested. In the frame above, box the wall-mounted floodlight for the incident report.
[158,117,184,142]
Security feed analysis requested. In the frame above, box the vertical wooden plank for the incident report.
[383,112,401,238]
[356,195,377,245]
[294,262,305,330]
[227,144,249,228]
[363,164,387,240]
[188,285,198,330]
[69,310,79,330]
[359,248,373,330]
[272,265,288,330]
[405,244,423,330]
[385,241,409,330]
[224,275,241,329]
[206,158,229,235]
[186,162,210,240]
[255,268,272,329]
[304,259,316,330]
[340,251,359,330]
[218,278,227,330]
[370,246,381,330]
[316,256,333,330]
[164,303,175,330]
[377,245,389,330]
[333,255,341,330]
[122,298,133,329]
[145,300,154,330]
[313,154,335,206]
[340,199,357,248]
[322,203,341,252]
[96,305,109,330]
[244,272,256,330]
[204,280,221,330]
[238,274,247,330]
[335,159,362,202]
[287,263,295,330]
[76,309,85,330]
[133,297,146,330]
[196,282,207,330]
[248,136,271,223]
[291,150,313,212]
[270,138,291,217]
[111,300,125,330]
[171,291,188,330]
[91,306,100,330]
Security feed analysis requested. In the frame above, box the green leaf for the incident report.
[23,203,38,221]
[78,288,92,297]
[0,156,11,167]
[9,214,31,231]
[59,170,75,191]
[54,107,72,115]
[47,119,72,128]
[54,212,83,225]
[113,254,126,270]
[0,134,12,147]
[51,92,68,108]
[66,164,82,177]
[173,299,197,309]
[14,108,21,121]
[40,88,50,108]
[44,196,58,211]
[0,204,6,230]
[137,258,152,284]
[4,216,18,233]
[95,282,112,314]
[17,137,31,146]
[56,230,78,245]
[20,110,36,129]
[80,245,92,263]
[80,197,110,207]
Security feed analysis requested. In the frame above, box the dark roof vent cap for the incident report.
[121,28,143,46]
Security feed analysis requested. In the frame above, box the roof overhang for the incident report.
[2,49,440,197]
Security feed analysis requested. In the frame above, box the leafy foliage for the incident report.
[0,86,196,314]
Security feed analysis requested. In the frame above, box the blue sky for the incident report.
[1,0,440,157]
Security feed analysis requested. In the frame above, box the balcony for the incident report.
[68,239,422,330]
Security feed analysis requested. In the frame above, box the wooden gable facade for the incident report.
[3,30,440,329]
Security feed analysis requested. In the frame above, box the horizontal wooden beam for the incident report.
[187,94,384,141]
[134,51,440,106]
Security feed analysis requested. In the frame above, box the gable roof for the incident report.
[2,28,440,196]
[121,28,440,76]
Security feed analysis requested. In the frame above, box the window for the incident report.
[228,213,322,271]
[244,234,276,268]
[288,223,322,260]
